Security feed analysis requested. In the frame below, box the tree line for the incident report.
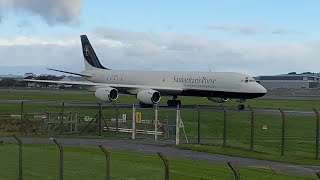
[0,75,63,87]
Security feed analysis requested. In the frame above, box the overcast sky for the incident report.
[0,0,319,76]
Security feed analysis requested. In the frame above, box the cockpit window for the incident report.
[244,79,256,83]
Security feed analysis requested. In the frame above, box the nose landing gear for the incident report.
[237,99,246,110]
[238,104,245,110]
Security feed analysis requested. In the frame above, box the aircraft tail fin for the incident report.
[80,35,111,70]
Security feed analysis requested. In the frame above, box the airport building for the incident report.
[255,74,320,89]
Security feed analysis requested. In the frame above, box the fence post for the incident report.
[98,103,102,136]
[60,102,65,135]
[53,139,64,180]
[227,162,240,180]
[132,104,136,139]
[248,106,255,151]
[279,109,286,156]
[314,108,319,159]
[158,152,169,180]
[99,145,111,180]
[115,103,119,135]
[222,106,227,147]
[155,104,159,141]
[195,105,200,144]
[13,135,23,180]
[20,101,24,135]
[176,105,180,145]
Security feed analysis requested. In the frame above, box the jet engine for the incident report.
[207,97,229,103]
[137,90,161,104]
[95,87,118,102]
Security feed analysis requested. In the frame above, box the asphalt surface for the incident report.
[0,137,319,177]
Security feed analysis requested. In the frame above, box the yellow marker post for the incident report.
[136,112,142,123]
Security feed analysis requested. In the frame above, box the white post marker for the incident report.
[155,104,158,141]
[132,104,136,140]
[176,105,180,145]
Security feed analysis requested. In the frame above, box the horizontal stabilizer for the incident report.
[47,68,92,77]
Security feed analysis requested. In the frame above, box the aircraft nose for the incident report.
[259,84,267,94]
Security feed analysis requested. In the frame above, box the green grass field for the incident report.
[0,143,313,180]
[1,90,320,167]
[1,91,320,110]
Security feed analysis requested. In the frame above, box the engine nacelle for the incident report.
[95,87,118,102]
[137,90,161,104]
[207,97,229,103]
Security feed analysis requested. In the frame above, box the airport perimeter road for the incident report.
[0,137,319,177]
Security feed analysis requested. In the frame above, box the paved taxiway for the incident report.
[0,137,318,177]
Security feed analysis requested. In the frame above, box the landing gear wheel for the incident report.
[167,100,181,107]
[238,104,245,110]
[139,102,153,108]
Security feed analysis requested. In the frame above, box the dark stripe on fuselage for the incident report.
[180,90,266,99]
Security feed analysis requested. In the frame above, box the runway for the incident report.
[0,137,318,177]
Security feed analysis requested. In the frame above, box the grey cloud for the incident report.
[94,27,151,42]
[0,0,83,25]
[91,28,320,74]
[2,28,320,76]
[272,28,302,35]
[207,23,261,35]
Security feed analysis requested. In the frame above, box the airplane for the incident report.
[24,35,267,110]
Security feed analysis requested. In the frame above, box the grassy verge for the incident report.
[0,143,313,180]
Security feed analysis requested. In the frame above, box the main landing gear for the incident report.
[237,99,246,110]
[167,95,181,107]
[139,102,153,108]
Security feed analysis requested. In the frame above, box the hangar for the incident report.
[255,73,320,89]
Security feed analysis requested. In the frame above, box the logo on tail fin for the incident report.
[84,47,90,56]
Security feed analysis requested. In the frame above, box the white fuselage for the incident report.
[83,69,266,99]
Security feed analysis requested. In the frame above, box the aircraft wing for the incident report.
[22,79,183,93]
[47,68,92,77]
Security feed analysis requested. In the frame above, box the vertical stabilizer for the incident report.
[80,35,110,70]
